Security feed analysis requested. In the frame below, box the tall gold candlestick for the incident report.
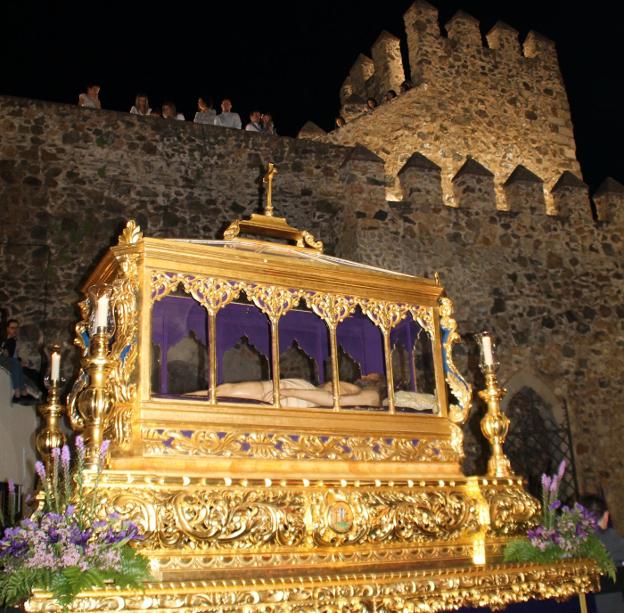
[476,332,513,478]
[76,332,114,469]
[36,377,66,476]
[478,365,513,478]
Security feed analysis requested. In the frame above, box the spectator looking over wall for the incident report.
[194,97,216,124]
[78,83,101,109]
[214,98,242,129]
[261,112,276,135]
[162,101,185,121]
[245,110,263,132]
[130,93,151,116]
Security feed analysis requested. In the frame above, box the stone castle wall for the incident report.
[0,95,386,368]
[0,84,623,522]
[315,1,579,207]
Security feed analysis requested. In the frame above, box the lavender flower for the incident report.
[61,445,71,470]
[75,435,85,460]
[541,474,551,491]
[549,475,559,494]
[99,439,111,459]
[557,459,567,480]
[35,461,46,481]
[549,500,561,511]
[7,480,14,495]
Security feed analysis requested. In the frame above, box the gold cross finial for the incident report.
[263,163,278,217]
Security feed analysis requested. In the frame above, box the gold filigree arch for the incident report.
[303,293,357,327]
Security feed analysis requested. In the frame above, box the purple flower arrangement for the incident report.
[504,460,615,580]
[0,437,151,608]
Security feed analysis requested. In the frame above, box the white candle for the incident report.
[50,351,61,382]
[94,295,109,331]
[481,334,494,366]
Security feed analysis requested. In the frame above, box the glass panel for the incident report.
[335,307,387,411]
[390,313,438,414]
[151,291,208,396]
[215,294,271,404]
[275,303,332,408]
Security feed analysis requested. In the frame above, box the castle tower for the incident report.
[313,1,583,210]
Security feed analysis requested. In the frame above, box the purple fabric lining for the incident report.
[152,296,423,395]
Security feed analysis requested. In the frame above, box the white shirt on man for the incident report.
[214,112,242,129]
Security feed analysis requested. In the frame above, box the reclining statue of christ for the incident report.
[187,373,383,408]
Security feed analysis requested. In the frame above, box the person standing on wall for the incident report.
[78,83,101,109]
[214,98,242,129]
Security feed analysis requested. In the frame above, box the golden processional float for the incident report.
[29,165,599,611]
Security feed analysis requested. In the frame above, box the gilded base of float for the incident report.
[80,471,539,575]
[25,559,599,612]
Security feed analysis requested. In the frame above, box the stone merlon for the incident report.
[349,54,375,97]
[297,121,327,140]
[445,11,481,46]
[343,144,384,165]
[523,30,558,62]
[453,158,495,180]
[371,30,405,100]
[486,21,521,56]
[398,152,441,175]
[504,165,543,185]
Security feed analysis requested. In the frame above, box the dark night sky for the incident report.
[2,1,622,191]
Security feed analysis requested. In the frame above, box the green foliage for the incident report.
[0,568,53,607]
[504,538,562,565]
[504,536,616,582]
[580,535,617,581]
[0,551,151,609]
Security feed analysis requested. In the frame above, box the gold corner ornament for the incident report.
[439,296,473,424]
[67,248,140,452]
[117,219,143,246]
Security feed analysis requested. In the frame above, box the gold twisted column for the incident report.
[76,332,114,468]
[478,365,513,478]
[35,378,66,475]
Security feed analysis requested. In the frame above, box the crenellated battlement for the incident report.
[393,150,612,221]
[344,1,562,104]
[317,1,579,208]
